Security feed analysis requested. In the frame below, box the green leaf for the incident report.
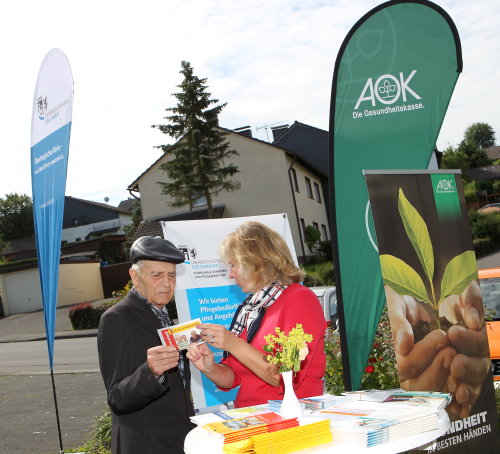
[398,188,435,286]
[439,251,478,303]
[380,255,431,304]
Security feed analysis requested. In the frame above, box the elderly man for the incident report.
[97,236,194,454]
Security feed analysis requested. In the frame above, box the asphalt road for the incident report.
[477,250,500,270]
[0,337,107,454]
[0,337,100,375]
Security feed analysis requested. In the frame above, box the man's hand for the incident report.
[147,345,180,378]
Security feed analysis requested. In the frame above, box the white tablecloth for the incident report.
[184,410,449,454]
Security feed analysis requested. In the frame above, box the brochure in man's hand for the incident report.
[157,318,204,350]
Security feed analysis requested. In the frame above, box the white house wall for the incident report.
[0,262,104,316]
[137,132,330,259]
[289,158,331,251]
[62,216,131,243]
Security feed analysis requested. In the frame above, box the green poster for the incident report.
[365,170,499,453]
[330,0,462,389]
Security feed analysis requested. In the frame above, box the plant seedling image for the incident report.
[380,188,478,333]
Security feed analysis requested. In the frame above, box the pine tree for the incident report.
[152,61,240,218]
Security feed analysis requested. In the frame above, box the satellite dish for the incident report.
[104,197,110,203]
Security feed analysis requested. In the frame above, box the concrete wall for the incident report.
[0,261,104,316]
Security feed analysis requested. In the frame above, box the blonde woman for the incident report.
[187,221,327,408]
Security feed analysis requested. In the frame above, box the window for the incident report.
[313,222,319,232]
[300,218,306,240]
[305,177,313,199]
[314,182,322,203]
[193,191,207,208]
[290,168,299,192]
[75,237,81,242]
[72,218,79,226]
[321,224,328,240]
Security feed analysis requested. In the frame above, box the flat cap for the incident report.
[130,236,185,264]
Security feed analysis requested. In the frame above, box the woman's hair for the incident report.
[219,221,305,290]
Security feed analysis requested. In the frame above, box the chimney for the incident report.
[271,124,289,142]
[233,126,252,139]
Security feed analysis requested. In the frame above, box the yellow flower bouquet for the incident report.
[263,323,313,373]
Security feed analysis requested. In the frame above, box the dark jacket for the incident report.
[97,291,195,454]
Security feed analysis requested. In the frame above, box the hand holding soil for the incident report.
[439,280,491,418]
[385,285,456,392]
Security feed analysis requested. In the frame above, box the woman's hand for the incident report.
[187,342,236,388]
[198,323,238,351]
[186,343,216,373]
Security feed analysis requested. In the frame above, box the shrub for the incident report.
[303,261,335,287]
[110,280,132,303]
[65,407,111,454]
[316,240,333,261]
[324,306,399,394]
[68,280,180,330]
[468,209,500,257]
[68,302,101,330]
[68,281,132,330]
[473,237,496,258]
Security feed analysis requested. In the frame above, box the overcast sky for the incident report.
[1,0,499,206]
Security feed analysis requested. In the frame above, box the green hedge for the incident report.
[469,210,500,257]
[68,302,116,330]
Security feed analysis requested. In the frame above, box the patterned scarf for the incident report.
[223,283,286,360]
[131,287,187,388]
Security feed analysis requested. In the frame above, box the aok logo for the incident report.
[354,70,421,109]
[436,179,455,193]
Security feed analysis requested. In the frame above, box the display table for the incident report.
[184,409,449,454]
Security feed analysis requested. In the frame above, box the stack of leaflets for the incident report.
[268,394,344,413]
[202,412,299,445]
[190,406,269,426]
[382,390,452,410]
[330,405,440,448]
[313,391,449,448]
[342,388,404,402]
[157,318,204,350]
[222,418,332,454]
[315,399,381,423]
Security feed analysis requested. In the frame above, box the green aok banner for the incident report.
[329,0,462,389]
[365,170,499,453]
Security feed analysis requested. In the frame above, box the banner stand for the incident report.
[50,370,64,454]
[31,48,74,453]
[364,169,499,453]
[329,0,462,390]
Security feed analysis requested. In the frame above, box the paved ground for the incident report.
[0,372,107,454]
[0,302,110,454]
[0,301,105,343]
[477,249,500,270]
